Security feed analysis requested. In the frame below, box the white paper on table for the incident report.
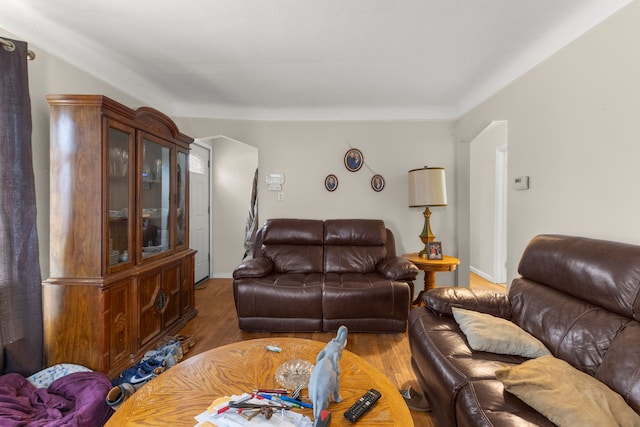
[194,394,312,427]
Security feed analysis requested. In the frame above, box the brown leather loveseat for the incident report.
[409,234,640,426]
[233,218,419,332]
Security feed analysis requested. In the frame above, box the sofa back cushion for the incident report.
[510,278,629,374]
[517,234,640,319]
[510,234,640,413]
[324,219,387,273]
[259,218,324,273]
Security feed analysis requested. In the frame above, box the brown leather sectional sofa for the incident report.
[233,218,419,332]
[409,234,640,426]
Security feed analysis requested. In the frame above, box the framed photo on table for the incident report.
[427,241,443,260]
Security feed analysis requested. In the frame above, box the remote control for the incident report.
[343,389,381,422]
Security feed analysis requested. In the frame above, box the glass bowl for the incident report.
[275,359,314,390]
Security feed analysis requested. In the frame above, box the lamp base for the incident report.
[418,207,435,257]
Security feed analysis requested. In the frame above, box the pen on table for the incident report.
[278,394,313,409]
[257,393,296,408]
[253,389,288,394]
[217,393,254,414]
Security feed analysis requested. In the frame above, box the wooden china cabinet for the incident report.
[43,95,197,379]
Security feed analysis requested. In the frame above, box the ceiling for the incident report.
[0,0,632,120]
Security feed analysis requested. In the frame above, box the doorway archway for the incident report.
[469,121,508,285]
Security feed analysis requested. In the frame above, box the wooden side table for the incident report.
[402,253,460,305]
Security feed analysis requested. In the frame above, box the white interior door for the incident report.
[190,143,211,285]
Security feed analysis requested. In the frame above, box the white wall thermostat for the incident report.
[513,176,529,190]
[266,172,285,191]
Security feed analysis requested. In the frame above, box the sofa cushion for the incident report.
[260,219,324,273]
[424,287,512,318]
[233,272,324,331]
[323,272,410,332]
[324,219,386,246]
[452,307,550,359]
[261,218,325,245]
[496,355,640,427]
[510,277,630,376]
[596,320,640,413]
[517,234,640,319]
[455,380,555,427]
[324,219,387,273]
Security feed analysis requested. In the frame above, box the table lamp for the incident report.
[408,167,447,257]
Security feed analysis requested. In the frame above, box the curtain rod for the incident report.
[0,37,36,60]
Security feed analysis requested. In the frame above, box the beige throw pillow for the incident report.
[496,355,640,427]
[451,307,550,358]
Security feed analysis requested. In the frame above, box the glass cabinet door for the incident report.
[107,120,134,271]
[140,134,172,259]
[176,150,188,248]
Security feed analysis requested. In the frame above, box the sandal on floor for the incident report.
[106,383,136,411]
[174,334,195,353]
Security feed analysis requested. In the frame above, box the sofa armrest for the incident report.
[232,257,273,279]
[377,257,419,281]
[423,287,512,319]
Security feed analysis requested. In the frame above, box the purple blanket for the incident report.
[0,372,112,426]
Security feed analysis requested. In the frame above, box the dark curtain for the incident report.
[0,38,43,376]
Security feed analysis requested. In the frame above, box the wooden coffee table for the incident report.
[106,337,413,426]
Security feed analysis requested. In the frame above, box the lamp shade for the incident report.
[408,167,447,207]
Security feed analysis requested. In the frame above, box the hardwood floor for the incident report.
[177,274,504,427]
[470,272,507,293]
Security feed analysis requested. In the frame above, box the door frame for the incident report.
[494,144,508,284]
[190,140,213,285]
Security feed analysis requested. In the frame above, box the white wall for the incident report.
[209,136,258,277]
[469,121,507,282]
[174,117,460,287]
[457,1,640,283]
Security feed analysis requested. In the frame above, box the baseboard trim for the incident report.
[470,266,495,284]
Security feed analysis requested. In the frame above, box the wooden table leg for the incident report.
[424,271,436,290]
[413,271,436,305]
